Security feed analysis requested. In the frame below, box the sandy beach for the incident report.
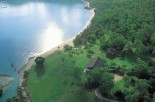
[0,74,14,89]
[19,8,95,86]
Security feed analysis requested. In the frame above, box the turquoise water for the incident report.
[0,0,91,101]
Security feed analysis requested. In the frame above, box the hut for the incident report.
[84,57,104,72]
[105,48,117,57]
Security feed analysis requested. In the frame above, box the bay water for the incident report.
[0,0,91,101]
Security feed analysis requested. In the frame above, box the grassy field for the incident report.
[28,44,133,102]
[28,50,95,102]
[28,52,73,102]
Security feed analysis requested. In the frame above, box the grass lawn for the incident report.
[28,51,77,102]
[27,44,133,102]
[28,49,96,102]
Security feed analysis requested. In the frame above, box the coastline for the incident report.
[0,75,14,90]
[19,8,95,86]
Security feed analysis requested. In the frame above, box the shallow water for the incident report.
[0,0,91,101]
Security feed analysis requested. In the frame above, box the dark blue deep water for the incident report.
[0,0,91,101]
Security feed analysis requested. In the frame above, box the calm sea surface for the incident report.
[0,0,91,101]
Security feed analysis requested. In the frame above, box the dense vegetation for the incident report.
[73,0,155,101]
[75,0,155,58]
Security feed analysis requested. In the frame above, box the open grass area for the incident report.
[27,50,96,102]
[28,51,78,102]
[28,44,133,102]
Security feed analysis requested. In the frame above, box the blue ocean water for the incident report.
[0,0,91,101]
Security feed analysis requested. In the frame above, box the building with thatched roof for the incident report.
[84,57,104,72]
[105,48,117,57]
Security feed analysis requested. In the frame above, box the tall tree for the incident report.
[85,68,104,89]
[99,72,114,96]
[35,57,45,67]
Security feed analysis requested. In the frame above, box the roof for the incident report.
[115,66,122,73]
[105,48,117,56]
[85,57,104,69]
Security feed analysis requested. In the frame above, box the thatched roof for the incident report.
[85,57,104,69]
[105,48,117,56]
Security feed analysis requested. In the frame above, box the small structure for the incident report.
[105,48,117,57]
[115,66,122,74]
[84,57,104,72]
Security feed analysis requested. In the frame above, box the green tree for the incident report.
[125,87,141,102]
[127,58,150,79]
[135,79,149,96]
[123,41,134,56]
[151,36,155,45]
[85,68,104,89]
[98,72,114,96]
[64,44,72,52]
[73,35,86,47]
[23,70,29,79]
[100,31,126,51]
[7,96,20,102]
[35,57,45,67]
[125,78,150,102]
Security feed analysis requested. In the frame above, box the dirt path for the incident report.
[95,89,118,102]
[94,74,124,101]
[114,74,124,82]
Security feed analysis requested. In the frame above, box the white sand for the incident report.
[0,75,14,89]
[19,8,95,86]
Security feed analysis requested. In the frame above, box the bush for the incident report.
[35,57,45,67]
[23,70,29,79]
[64,44,72,52]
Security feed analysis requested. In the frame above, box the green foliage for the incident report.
[74,0,155,58]
[35,57,45,67]
[87,49,94,55]
[98,72,114,96]
[134,79,149,96]
[28,0,155,101]
[64,44,72,52]
[73,35,86,47]
[28,51,97,102]
[124,77,150,102]
[151,36,155,45]
[69,86,96,102]
[100,32,126,51]
[124,87,141,102]
[123,41,134,56]
[7,96,21,102]
[23,70,29,79]
[84,68,104,89]
[127,58,151,79]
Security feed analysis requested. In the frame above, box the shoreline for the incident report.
[0,75,14,90]
[19,8,95,86]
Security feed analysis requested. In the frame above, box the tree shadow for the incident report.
[106,54,116,59]
[34,65,45,77]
